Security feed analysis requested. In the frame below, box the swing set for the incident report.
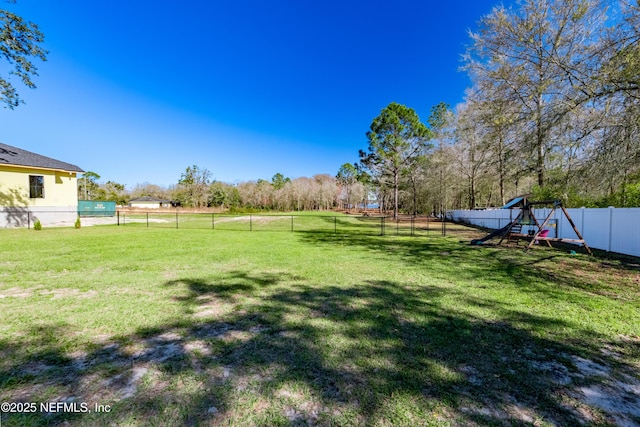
[471,196,592,255]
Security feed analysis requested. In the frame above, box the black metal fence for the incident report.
[0,208,78,229]
[116,212,446,237]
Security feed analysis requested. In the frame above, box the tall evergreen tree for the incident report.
[360,102,431,219]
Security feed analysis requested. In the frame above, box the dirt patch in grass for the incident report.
[192,295,233,318]
[40,288,99,299]
[567,352,640,426]
[212,215,290,225]
[455,351,640,425]
[0,287,34,298]
[6,318,637,426]
[0,287,98,299]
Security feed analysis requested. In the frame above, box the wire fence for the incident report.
[2,208,462,238]
[115,212,447,237]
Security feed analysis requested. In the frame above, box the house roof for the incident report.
[0,142,84,173]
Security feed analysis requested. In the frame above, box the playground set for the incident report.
[470,196,592,255]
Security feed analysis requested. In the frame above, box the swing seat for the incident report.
[534,229,550,244]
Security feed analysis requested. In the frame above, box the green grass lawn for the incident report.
[1,219,639,426]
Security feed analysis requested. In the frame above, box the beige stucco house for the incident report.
[0,142,84,227]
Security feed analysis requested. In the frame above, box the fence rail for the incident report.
[116,212,441,237]
[448,207,640,257]
[2,208,454,238]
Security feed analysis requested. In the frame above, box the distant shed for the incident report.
[129,196,172,209]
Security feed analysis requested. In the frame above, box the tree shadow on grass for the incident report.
[298,230,640,305]
[2,268,637,425]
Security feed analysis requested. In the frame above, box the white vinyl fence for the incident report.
[448,207,640,257]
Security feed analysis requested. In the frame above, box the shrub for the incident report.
[33,219,42,231]
[75,217,81,229]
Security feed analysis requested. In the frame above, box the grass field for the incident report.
[1,218,639,426]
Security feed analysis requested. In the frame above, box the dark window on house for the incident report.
[29,175,44,198]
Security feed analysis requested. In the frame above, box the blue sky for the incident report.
[2,1,506,188]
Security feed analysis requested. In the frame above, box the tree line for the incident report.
[7,0,638,214]
[355,0,640,216]
[454,0,639,209]
[78,168,349,212]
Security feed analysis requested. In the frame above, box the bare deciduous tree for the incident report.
[464,0,609,189]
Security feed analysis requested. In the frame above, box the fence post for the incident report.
[291,215,294,232]
[581,207,585,241]
[250,214,253,231]
[334,216,337,233]
[117,211,120,226]
[608,206,614,252]
[212,213,215,230]
[411,217,415,237]
[146,212,149,228]
[28,211,31,229]
[176,211,179,229]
